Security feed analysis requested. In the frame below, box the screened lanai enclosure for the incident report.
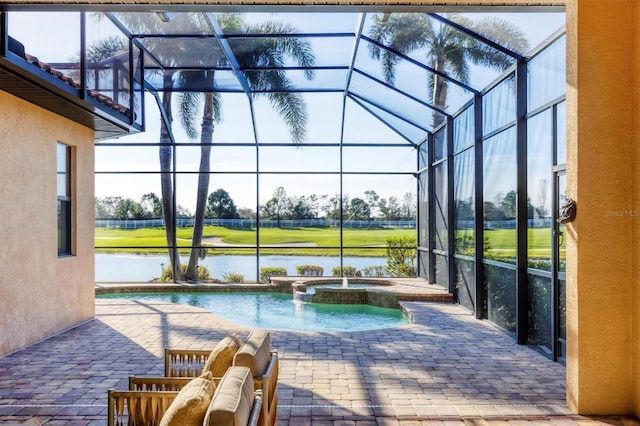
[2,8,566,361]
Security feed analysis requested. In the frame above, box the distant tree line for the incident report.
[95,186,417,222]
[95,193,192,220]
[259,187,416,224]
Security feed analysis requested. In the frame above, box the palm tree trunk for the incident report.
[159,70,183,281]
[186,81,214,281]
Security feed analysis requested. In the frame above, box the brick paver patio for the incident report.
[0,298,638,425]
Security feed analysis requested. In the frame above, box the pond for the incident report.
[95,253,387,282]
[98,291,409,332]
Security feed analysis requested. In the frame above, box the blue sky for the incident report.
[7,10,566,213]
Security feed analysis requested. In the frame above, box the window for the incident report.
[57,143,72,256]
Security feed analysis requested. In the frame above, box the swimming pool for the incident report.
[98,292,409,332]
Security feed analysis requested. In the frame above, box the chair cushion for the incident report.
[159,372,215,426]
[203,366,254,426]
[202,335,242,377]
[233,329,271,377]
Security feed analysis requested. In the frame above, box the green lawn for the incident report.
[481,228,564,261]
[95,226,416,256]
[95,225,563,260]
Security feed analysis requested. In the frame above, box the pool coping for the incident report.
[95,277,453,309]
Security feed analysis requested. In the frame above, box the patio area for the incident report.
[0,296,635,425]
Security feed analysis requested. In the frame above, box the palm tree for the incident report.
[109,12,207,281]
[159,76,182,279]
[175,14,316,280]
[368,13,529,127]
[108,12,314,281]
[171,71,219,281]
[83,32,185,279]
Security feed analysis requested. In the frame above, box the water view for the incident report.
[95,253,387,282]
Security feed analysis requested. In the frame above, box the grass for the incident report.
[95,226,415,257]
[95,225,564,260]
[461,228,565,261]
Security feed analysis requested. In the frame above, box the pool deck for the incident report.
[0,282,638,425]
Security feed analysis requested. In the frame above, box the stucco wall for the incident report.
[565,0,637,415]
[632,2,640,416]
[0,90,95,356]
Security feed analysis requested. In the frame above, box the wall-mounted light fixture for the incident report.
[557,197,577,224]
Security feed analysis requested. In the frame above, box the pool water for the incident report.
[99,292,408,332]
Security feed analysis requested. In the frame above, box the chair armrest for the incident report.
[107,389,177,426]
[164,348,211,377]
[248,390,263,426]
[260,352,279,401]
[253,352,279,426]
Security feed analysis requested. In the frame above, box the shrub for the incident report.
[331,266,358,277]
[197,266,211,281]
[483,251,517,265]
[385,236,417,277]
[362,265,388,277]
[161,264,210,282]
[455,235,492,256]
[222,271,244,283]
[260,267,288,282]
[455,234,474,255]
[296,264,324,277]
[527,258,552,270]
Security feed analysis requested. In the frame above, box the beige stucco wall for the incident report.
[632,1,640,416]
[0,90,95,356]
[565,0,637,416]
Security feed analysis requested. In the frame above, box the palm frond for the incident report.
[86,36,127,63]
[450,15,529,71]
[367,11,533,117]
[442,41,469,83]
[176,91,201,139]
[470,16,529,55]
[367,13,433,84]
[245,64,308,143]
[210,91,223,123]
[231,19,313,143]
[243,21,316,80]
[113,12,167,38]
[267,91,307,144]
[464,43,513,71]
[216,13,244,33]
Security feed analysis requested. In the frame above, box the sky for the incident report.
[6,10,566,213]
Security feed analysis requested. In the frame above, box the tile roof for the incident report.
[22,52,132,118]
